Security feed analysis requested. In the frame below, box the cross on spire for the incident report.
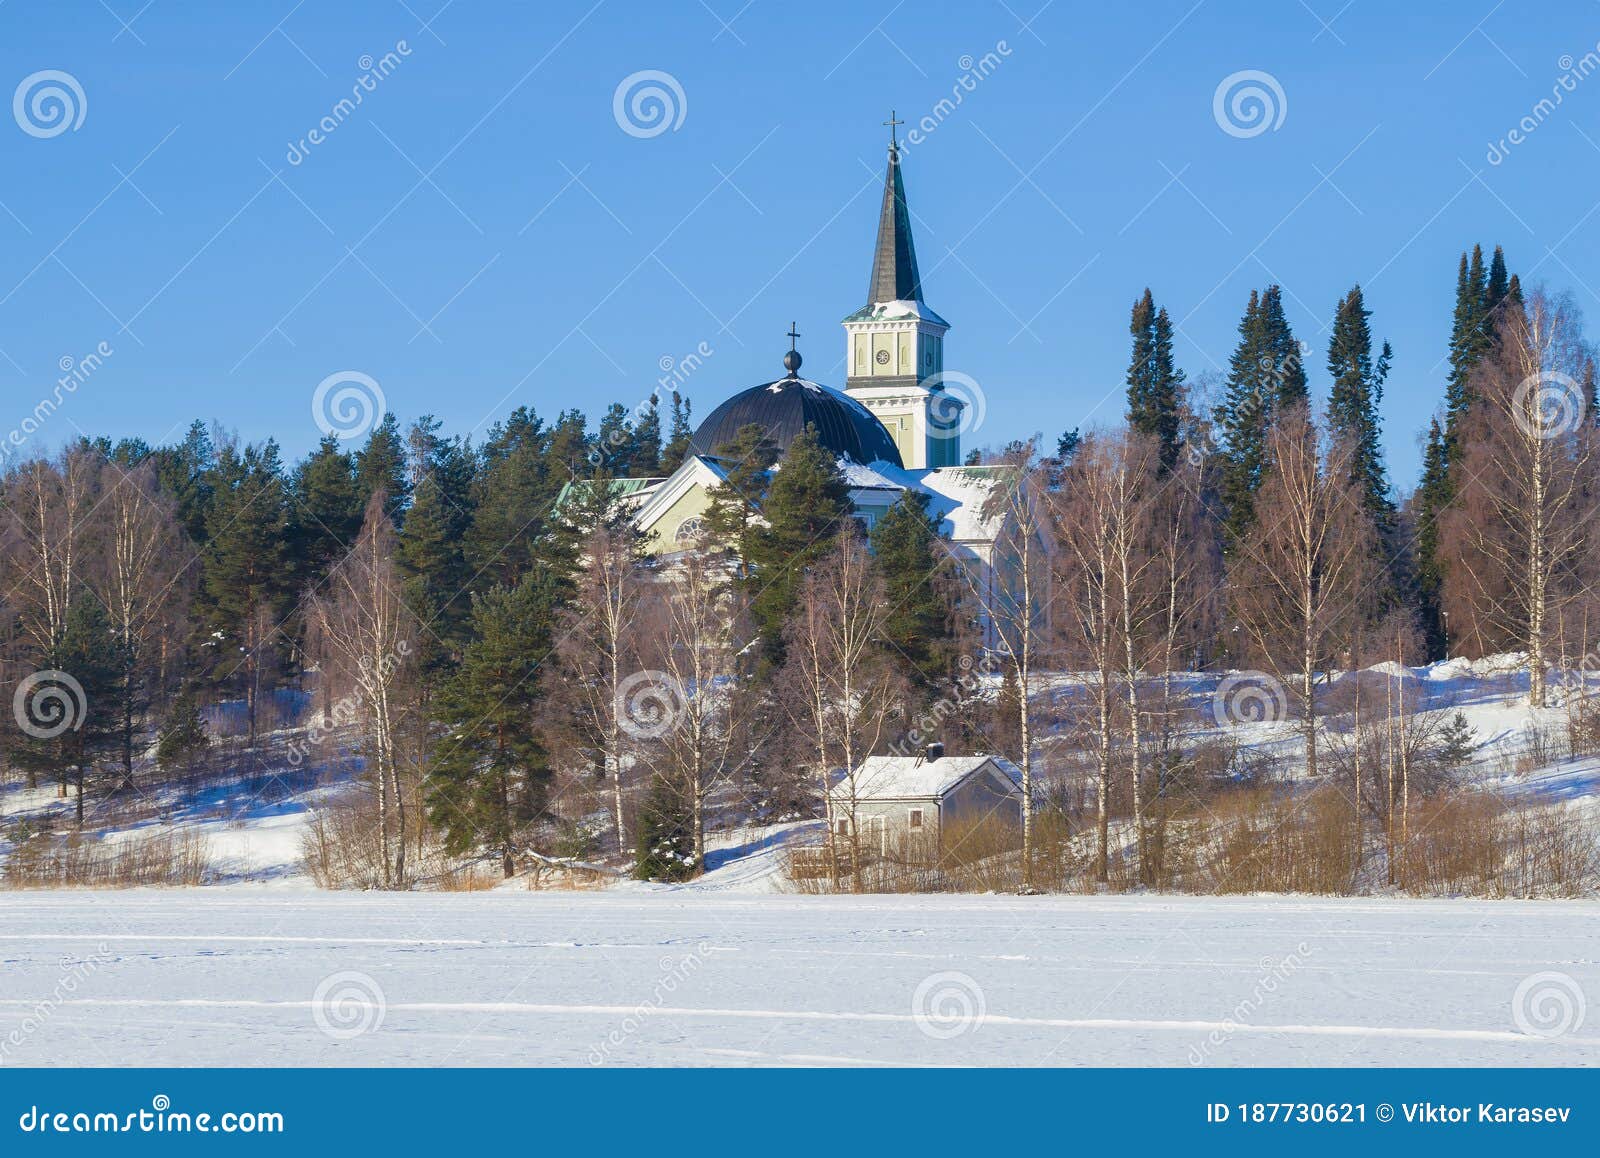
[787,321,801,350]
[884,110,903,149]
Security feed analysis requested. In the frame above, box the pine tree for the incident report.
[869,491,949,689]
[291,436,361,583]
[744,426,852,668]
[150,420,216,545]
[199,441,291,739]
[594,402,635,475]
[11,599,126,828]
[397,417,476,681]
[633,396,663,475]
[426,573,561,877]
[1325,285,1395,529]
[660,392,693,473]
[354,413,409,522]
[1125,289,1186,470]
[466,407,579,592]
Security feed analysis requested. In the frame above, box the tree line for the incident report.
[3,246,1596,891]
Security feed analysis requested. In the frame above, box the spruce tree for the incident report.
[633,775,697,881]
[701,423,780,566]
[1325,285,1395,529]
[869,491,949,689]
[1125,289,1186,469]
[1213,290,1270,543]
[1445,245,1491,443]
[1259,285,1308,408]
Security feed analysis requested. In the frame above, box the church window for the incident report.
[674,516,705,544]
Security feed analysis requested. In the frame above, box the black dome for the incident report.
[688,376,903,468]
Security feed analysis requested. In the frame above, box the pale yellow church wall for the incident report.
[640,483,716,556]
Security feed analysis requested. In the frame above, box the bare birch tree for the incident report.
[780,528,905,891]
[556,526,645,855]
[1441,289,1597,707]
[309,492,417,887]
[964,446,1051,890]
[1229,404,1380,783]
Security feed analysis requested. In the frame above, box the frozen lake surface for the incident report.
[1,890,1595,1066]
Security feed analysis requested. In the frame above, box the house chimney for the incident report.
[925,742,944,761]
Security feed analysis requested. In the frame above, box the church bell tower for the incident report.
[843,114,961,469]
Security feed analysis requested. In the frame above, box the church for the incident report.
[621,127,1009,602]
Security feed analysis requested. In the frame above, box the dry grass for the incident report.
[781,785,1599,898]
[3,827,212,888]
[299,799,389,889]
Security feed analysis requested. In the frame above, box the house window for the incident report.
[908,808,924,829]
[835,818,849,837]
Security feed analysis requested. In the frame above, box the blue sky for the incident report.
[1,0,1597,485]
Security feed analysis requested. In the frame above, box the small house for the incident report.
[828,744,1023,857]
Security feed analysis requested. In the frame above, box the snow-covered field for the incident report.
[1,890,1595,1066]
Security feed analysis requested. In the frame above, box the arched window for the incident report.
[674,516,705,545]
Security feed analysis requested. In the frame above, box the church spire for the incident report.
[867,113,922,306]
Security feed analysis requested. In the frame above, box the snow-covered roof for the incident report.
[854,461,1006,541]
[831,754,1022,802]
[838,458,906,490]
[842,298,951,327]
